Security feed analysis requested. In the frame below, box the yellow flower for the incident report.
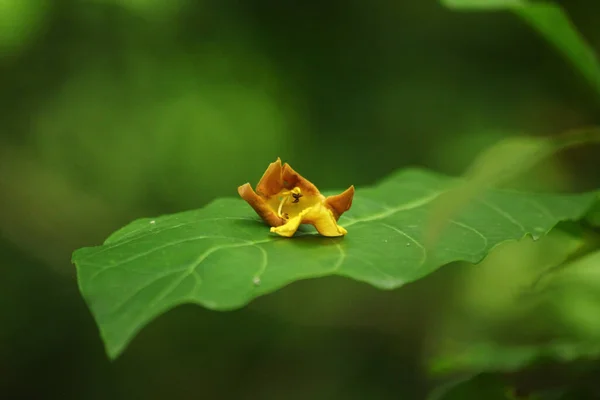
[238,158,354,237]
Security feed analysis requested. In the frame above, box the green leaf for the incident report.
[534,249,600,339]
[430,372,571,400]
[585,199,600,227]
[441,0,600,99]
[429,249,600,377]
[428,373,514,400]
[431,341,600,375]
[72,168,597,359]
[424,128,600,245]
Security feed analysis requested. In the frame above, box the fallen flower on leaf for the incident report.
[238,158,354,237]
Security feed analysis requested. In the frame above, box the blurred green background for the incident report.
[1,0,600,399]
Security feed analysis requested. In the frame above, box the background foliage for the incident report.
[1,0,600,399]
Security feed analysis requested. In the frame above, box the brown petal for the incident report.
[281,163,320,196]
[255,158,284,197]
[238,183,285,227]
[324,185,355,220]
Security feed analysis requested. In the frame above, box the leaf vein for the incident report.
[346,254,405,287]
[478,198,526,232]
[88,235,234,281]
[525,198,555,219]
[379,223,427,266]
[332,244,347,273]
[251,245,269,284]
[344,191,441,227]
[448,219,489,250]
[95,217,260,254]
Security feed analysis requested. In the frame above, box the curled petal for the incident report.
[304,204,347,236]
[281,163,320,196]
[256,158,284,197]
[325,185,355,220]
[270,212,305,237]
[238,183,285,227]
[270,204,347,238]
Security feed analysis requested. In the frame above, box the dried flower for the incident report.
[238,158,354,237]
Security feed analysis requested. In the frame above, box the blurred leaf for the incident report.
[585,200,600,227]
[428,373,513,400]
[461,128,600,186]
[441,0,600,98]
[430,250,600,379]
[534,249,600,339]
[431,341,600,375]
[430,372,572,400]
[453,229,584,320]
[425,230,586,374]
[0,0,48,53]
[425,128,600,247]
[106,0,187,20]
[536,249,600,290]
[72,168,597,359]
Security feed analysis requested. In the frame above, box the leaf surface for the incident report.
[72,168,597,358]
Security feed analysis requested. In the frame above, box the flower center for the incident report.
[277,187,303,219]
